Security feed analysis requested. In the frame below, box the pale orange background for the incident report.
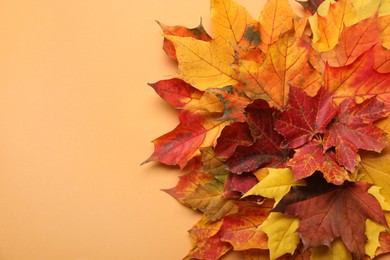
[0,1,388,260]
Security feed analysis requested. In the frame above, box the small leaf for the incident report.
[244,168,306,204]
[259,212,300,260]
[288,140,349,185]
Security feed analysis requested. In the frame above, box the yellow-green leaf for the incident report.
[259,212,300,260]
[165,35,238,90]
[243,168,306,204]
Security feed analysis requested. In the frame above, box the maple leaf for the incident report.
[214,121,253,158]
[219,202,272,251]
[165,35,238,90]
[149,78,203,109]
[374,43,390,73]
[258,0,295,48]
[259,212,301,259]
[163,158,214,204]
[183,180,238,221]
[320,14,380,67]
[379,15,390,49]
[225,100,290,173]
[324,49,390,105]
[274,86,338,149]
[158,20,212,61]
[200,147,229,182]
[244,168,306,204]
[185,234,232,260]
[224,173,259,198]
[273,176,388,259]
[211,0,260,48]
[288,140,349,185]
[359,117,390,202]
[145,110,229,168]
[323,97,390,171]
[239,31,322,109]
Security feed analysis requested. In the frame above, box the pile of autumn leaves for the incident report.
[145,0,390,258]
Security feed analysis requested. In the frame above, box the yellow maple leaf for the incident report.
[164,35,238,90]
[243,168,306,204]
[379,15,390,49]
[259,212,300,260]
[258,0,295,49]
[211,0,257,45]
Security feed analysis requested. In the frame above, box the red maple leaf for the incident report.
[224,100,290,173]
[324,97,390,171]
[274,176,388,259]
[274,86,338,149]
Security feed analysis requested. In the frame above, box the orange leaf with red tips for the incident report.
[274,177,388,259]
[324,49,390,105]
[323,97,390,171]
[321,14,380,67]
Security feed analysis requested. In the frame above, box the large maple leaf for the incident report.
[274,175,388,259]
[323,97,390,171]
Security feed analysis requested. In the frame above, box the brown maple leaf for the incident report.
[274,175,388,259]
